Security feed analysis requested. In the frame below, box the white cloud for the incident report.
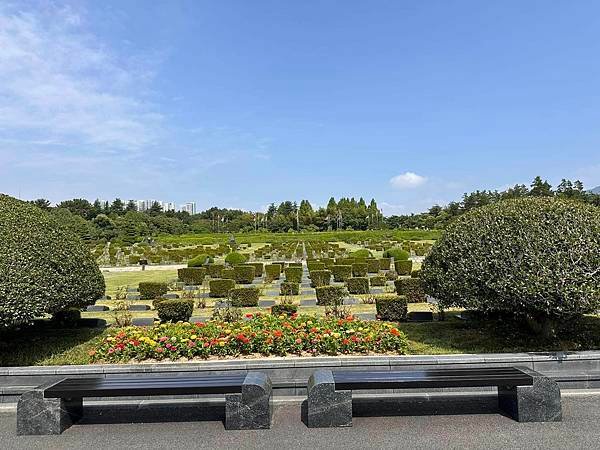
[389,172,428,189]
[0,4,162,151]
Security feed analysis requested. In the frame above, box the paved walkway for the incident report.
[2,394,600,449]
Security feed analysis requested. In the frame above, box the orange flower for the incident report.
[390,328,400,336]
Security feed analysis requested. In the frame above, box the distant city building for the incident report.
[161,201,176,212]
[180,202,196,215]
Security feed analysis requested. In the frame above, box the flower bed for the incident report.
[89,314,409,362]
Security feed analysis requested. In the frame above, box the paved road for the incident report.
[2,394,600,449]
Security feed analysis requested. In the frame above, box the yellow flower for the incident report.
[218,341,226,347]
[190,335,197,340]
[332,332,341,338]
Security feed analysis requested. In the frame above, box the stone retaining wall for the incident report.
[2,351,600,404]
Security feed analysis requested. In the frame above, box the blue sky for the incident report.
[1,0,599,214]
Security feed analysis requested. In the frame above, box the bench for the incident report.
[307,366,561,427]
[17,372,272,435]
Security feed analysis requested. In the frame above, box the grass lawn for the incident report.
[103,269,178,296]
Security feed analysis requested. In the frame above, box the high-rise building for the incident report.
[161,201,176,212]
[180,202,196,215]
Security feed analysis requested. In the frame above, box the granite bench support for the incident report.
[17,372,272,435]
[306,366,561,428]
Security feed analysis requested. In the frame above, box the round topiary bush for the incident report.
[0,195,105,327]
[225,252,248,266]
[383,248,410,260]
[421,198,600,330]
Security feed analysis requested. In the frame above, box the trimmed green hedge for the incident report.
[307,261,325,272]
[394,278,425,303]
[271,303,298,316]
[351,249,372,258]
[376,295,408,321]
[383,248,410,260]
[209,279,235,298]
[379,258,391,270]
[187,253,213,268]
[156,299,194,323]
[225,252,248,266]
[367,259,380,273]
[280,282,300,296]
[347,277,369,294]
[316,285,347,306]
[332,265,352,282]
[229,287,259,307]
[206,264,224,278]
[285,267,303,283]
[139,282,168,300]
[370,275,386,286]
[0,195,104,327]
[177,267,206,285]
[310,270,331,288]
[352,263,368,277]
[246,262,264,277]
[221,268,236,280]
[234,265,255,284]
[411,269,421,278]
[394,260,413,276]
[265,264,282,281]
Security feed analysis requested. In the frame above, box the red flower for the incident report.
[390,328,400,336]
[273,330,283,338]
[295,338,302,344]
[342,339,350,345]
[245,313,254,319]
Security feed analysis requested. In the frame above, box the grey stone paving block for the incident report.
[86,305,109,312]
[214,301,232,309]
[498,367,562,422]
[126,294,140,300]
[189,316,210,323]
[129,304,151,311]
[307,369,352,428]
[194,292,210,298]
[342,298,360,305]
[183,285,198,291]
[258,300,276,308]
[127,287,138,293]
[162,293,180,299]
[370,288,384,294]
[225,372,272,430]
[354,312,376,321]
[132,317,156,327]
[299,299,317,307]
[301,289,315,296]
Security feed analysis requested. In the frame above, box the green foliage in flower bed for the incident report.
[332,265,352,282]
[265,264,282,281]
[229,287,259,307]
[155,299,194,323]
[394,260,413,276]
[206,264,224,278]
[375,295,408,321]
[139,282,168,300]
[280,281,300,296]
[310,270,331,288]
[347,277,369,294]
[0,194,104,327]
[89,314,409,361]
[422,197,600,321]
[352,262,368,277]
[383,248,410,260]
[209,279,235,298]
[177,267,206,285]
[225,252,248,265]
[271,303,298,316]
[233,265,255,284]
[284,267,303,283]
[316,285,347,306]
[187,253,213,268]
[369,275,386,286]
[394,278,426,303]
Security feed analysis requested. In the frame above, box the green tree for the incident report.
[529,176,553,197]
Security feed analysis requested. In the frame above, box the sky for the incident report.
[1,0,599,215]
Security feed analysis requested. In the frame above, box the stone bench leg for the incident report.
[307,369,352,428]
[498,366,562,422]
[17,380,83,435]
[225,372,272,429]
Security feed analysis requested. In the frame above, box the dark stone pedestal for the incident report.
[307,370,352,428]
[17,381,82,435]
[498,367,562,422]
[225,372,272,429]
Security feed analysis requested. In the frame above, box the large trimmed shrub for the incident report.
[394,278,425,303]
[206,264,224,278]
[225,252,248,266]
[229,287,259,307]
[156,299,194,323]
[332,265,352,282]
[310,270,331,288]
[234,265,255,284]
[221,268,236,280]
[370,275,386,286]
[285,267,303,283]
[316,286,347,306]
[367,259,380,274]
[376,295,408,321]
[351,249,372,259]
[379,258,392,270]
[394,260,413,276]
[421,198,600,328]
[383,248,410,260]
[139,282,168,300]
[347,277,369,294]
[209,279,235,298]
[0,195,104,327]
[246,262,264,277]
[177,267,206,285]
[307,261,325,272]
